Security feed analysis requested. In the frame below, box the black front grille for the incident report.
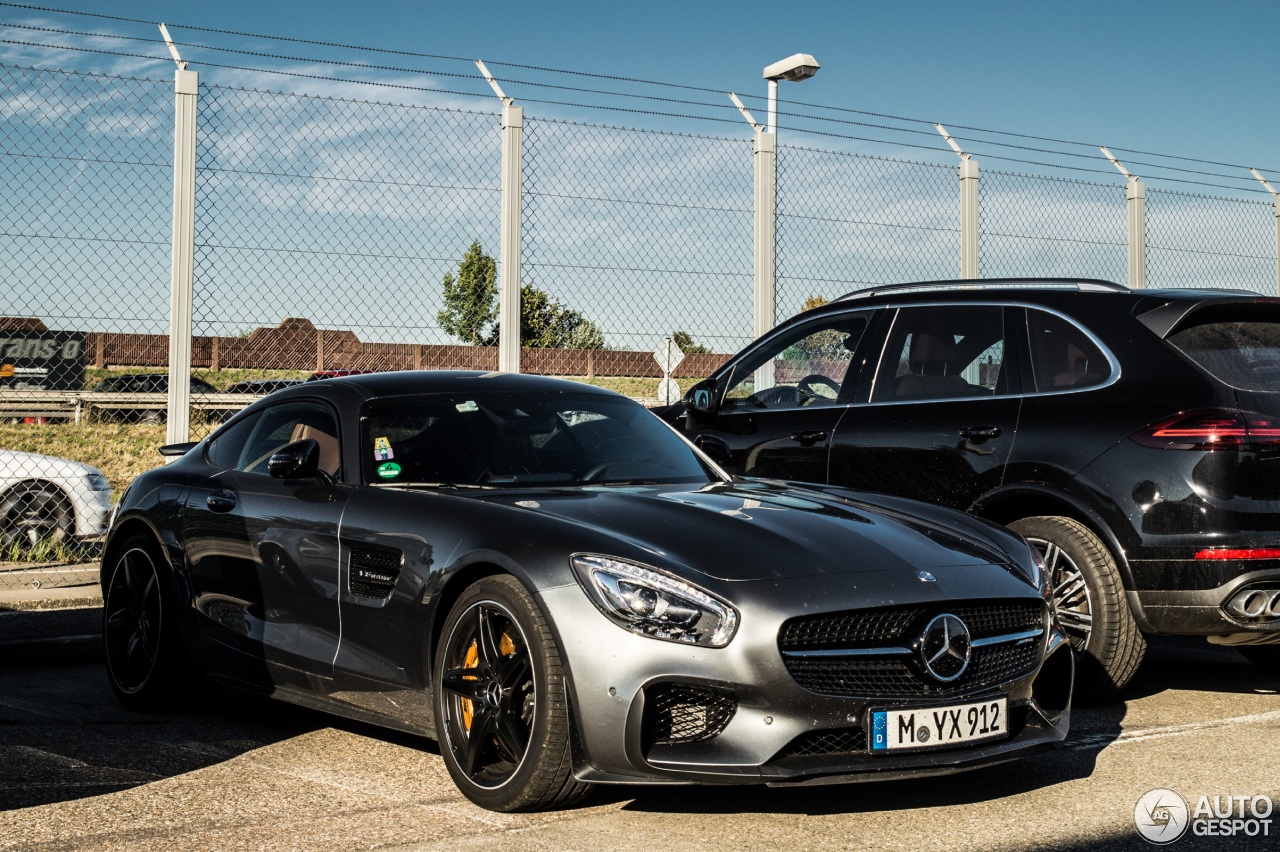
[779,600,1045,698]
[349,546,402,599]
[775,727,867,758]
[779,607,924,650]
[949,602,1046,638]
[784,642,1040,698]
[645,683,736,745]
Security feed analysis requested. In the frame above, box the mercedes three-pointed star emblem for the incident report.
[919,613,972,682]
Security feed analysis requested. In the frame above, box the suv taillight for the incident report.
[1130,409,1280,451]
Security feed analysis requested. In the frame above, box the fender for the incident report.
[972,481,1139,595]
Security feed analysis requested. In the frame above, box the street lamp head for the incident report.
[763,53,820,82]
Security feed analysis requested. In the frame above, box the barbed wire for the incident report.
[1,2,1277,194]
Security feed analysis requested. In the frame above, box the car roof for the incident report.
[831,278,1269,304]
[268,369,621,401]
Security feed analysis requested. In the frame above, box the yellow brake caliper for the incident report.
[460,632,516,732]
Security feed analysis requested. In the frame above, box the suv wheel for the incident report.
[1010,516,1146,699]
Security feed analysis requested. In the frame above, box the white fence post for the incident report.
[166,66,198,443]
[753,129,777,339]
[1127,179,1147,289]
[752,129,777,391]
[960,157,979,279]
[498,102,524,373]
[1274,201,1280,296]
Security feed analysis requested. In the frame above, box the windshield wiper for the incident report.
[372,481,493,490]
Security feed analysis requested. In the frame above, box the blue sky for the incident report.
[9,0,1279,187]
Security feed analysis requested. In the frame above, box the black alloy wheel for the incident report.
[0,484,73,551]
[103,535,188,710]
[434,575,589,812]
[1010,516,1146,700]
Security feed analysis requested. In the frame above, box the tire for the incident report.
[1236,646,1280,668]
[0,484,73,552]
[102,535,191,711]
[433,575,590,812]
[1009,516,1146,700]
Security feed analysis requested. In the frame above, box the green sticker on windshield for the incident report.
[377,462,402,479]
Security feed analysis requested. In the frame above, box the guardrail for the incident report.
[0,391,263,423]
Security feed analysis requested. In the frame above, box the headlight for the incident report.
[85,473,111,493]
[571,554,738,647]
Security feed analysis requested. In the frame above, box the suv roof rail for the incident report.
[833,278,1130,302]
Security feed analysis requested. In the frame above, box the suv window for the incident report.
[1025,308,1111,392]
[871,305,1006,401]
[722,313,869,410]
[1167,311,1280,392]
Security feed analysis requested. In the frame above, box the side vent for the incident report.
[349,546,403,599]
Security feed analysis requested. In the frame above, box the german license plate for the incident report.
[870,697,1007,752]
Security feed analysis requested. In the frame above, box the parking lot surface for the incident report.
[1,637,1278,851]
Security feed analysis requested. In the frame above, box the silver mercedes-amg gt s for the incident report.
[101,371,1072,811]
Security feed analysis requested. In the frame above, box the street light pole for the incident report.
[762,53,820,135]
[749,54,819,395]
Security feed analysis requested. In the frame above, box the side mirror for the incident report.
[268,439,331,484]
[682,378,720,418]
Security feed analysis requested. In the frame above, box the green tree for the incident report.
[486,283,605,349]
[436,240,498,344]
[671,330,709,354]
[782,294,848,361]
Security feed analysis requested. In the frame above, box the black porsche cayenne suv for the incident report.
[666,279,1280,697]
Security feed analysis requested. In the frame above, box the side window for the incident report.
[233,401,342,478]
[205,412,263,469]
[872,305,1006,401]
[722,313,869,411]
[1025,309,1110,392]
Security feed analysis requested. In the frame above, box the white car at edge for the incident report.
[0,450,113,550]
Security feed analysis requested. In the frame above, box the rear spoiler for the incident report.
[1135,293,1280,338]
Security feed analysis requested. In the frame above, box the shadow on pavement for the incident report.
[0,664,327,811]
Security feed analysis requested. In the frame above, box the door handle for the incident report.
[207,490,237,513]
[790,430,828,447]
[960,426,1001,442]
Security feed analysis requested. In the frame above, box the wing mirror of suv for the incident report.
[268,439,334,485]
[683,378,720,418]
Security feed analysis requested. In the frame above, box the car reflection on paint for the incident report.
[100,371,1072,812]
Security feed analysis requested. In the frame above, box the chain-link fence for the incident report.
[1147,188,1275,290]
[778,146,957,309]
[524,118,753,362]
[3,61,1280,576]
[980,170,1129,283]
[1,66,170,579]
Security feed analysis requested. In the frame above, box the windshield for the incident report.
[361,391,716,488]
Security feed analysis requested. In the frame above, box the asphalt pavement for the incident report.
[0,563,101,664]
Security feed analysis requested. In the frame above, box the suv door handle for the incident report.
[790,430,828,447]
[960,426,1001,442]
[207,490,237,513]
